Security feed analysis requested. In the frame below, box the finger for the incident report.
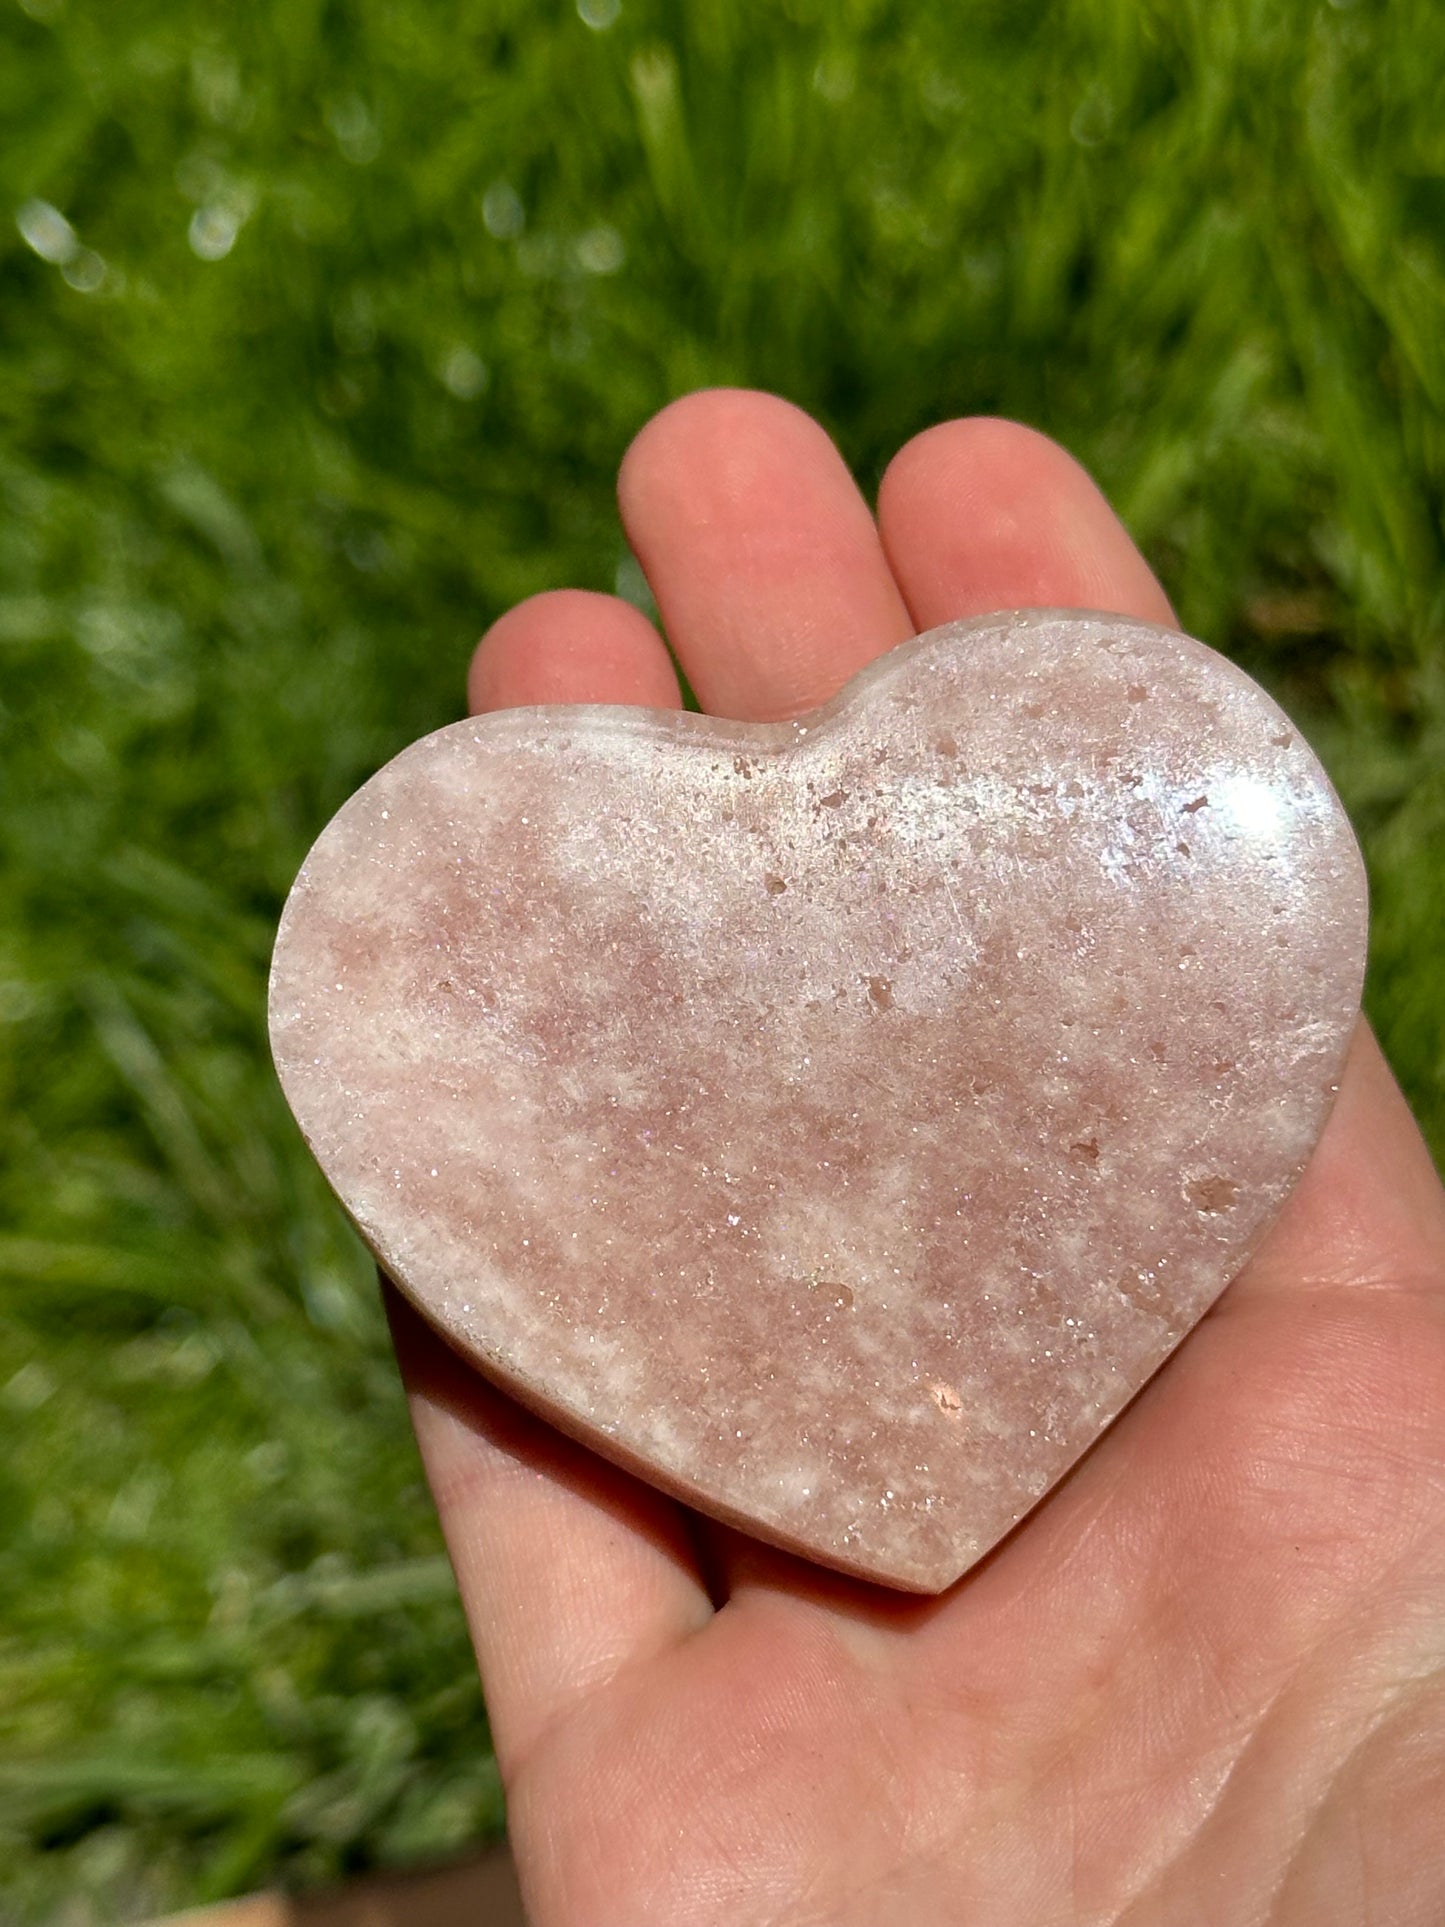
[877,416,1176,631]
[395,597,709,1782]
[468,587,681,714]
[618,388,914,722]
[390,1293,712,1785]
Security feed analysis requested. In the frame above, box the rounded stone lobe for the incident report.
[269,610,1368,1592]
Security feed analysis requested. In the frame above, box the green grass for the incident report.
[1,0,1441,1918]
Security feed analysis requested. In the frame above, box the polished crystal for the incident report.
[270,611,1367,1591]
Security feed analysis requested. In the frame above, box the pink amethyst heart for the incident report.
[269,610,1367,1592]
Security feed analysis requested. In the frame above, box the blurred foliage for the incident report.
[1,0,1441,1917]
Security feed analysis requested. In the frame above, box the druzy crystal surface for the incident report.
[270,610,1367,1592]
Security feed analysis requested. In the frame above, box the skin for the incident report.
[386,393,1445,1926]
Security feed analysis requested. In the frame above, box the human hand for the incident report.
[388,392,1445,1926]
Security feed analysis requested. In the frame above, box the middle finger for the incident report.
[618,388,913,722]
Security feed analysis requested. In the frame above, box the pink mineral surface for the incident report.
[269,610,1368,1592]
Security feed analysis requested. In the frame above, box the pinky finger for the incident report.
[391,1294,713,1786]
[468,588,682,714]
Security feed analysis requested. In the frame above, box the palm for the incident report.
[391,394,1445,1926]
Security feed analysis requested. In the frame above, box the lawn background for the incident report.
[1,0,1441,1919]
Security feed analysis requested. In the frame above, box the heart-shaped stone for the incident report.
[270,610,1366,1592]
